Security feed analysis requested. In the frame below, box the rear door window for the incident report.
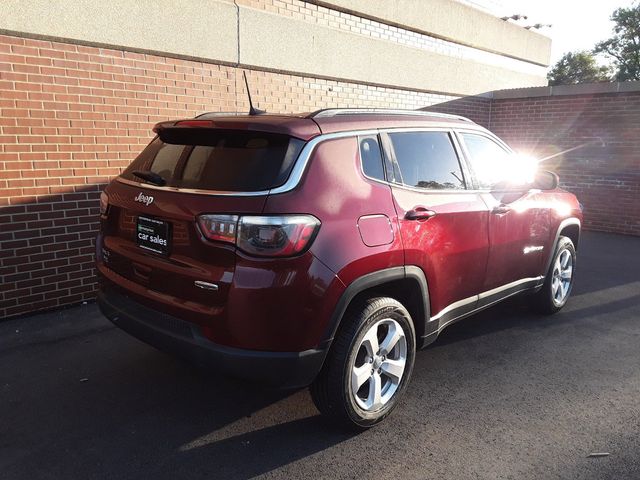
[386,131,466,190]
[121,131,304,192]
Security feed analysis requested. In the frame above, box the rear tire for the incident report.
[310,297,416,429]
[530,236,576,315]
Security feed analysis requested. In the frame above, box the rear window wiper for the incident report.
[132,170,166,186]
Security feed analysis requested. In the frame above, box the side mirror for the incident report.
[532,170,559,190]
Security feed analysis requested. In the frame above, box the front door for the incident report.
[457,131,550,296]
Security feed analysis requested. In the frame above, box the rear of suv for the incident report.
[96,109,582,428]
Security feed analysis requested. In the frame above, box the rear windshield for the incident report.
[121,131,305,192]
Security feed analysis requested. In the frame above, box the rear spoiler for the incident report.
[152,120,219,145]
[152,120,308,146]
[151,118,321,143]
[152,120,215,133]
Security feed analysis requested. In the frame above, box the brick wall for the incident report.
[428,90,640,237]
[490,92,640,236]
[0,33,454,319]
[1,30,638,319]
[422,94,492,127]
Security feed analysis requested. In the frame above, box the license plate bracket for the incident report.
[136,216,171,255]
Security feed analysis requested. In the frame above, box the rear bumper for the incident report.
[97,286,327,389]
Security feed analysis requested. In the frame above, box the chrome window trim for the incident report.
[116,126,487,197]
[358,128,486,194]
[117,129,374,197]
[270,129,378,195]
[361,170,487,194]
[365,178,487,195]
[115,176,273,196]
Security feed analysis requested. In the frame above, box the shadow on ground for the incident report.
[1,231,639,480]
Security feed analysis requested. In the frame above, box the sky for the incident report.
[500,0,638,64]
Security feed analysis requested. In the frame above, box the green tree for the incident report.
[547,51,611,86]
[594,4,640,81]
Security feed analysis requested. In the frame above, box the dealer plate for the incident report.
[136,216,171,255]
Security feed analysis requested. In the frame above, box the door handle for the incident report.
[492,204,511,215]
[405,207,437,221]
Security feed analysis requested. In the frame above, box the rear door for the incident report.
[382,129,490,325]
[100,129,305,324]
[457,131,550,293]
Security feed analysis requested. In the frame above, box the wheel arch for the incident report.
[321,266,431,351]
[560,222,580,251]
[543,217,581,277]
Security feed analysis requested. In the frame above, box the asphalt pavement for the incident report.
[1,231,639,480]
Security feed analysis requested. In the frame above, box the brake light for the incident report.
[196,214,320,257]
[238,215,320,257]
[174,120,215,128]
[99,191,109,216]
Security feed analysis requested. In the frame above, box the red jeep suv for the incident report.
[96,109,582,427]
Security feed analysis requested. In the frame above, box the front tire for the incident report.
[531,236,576,314]
[310,297,416,429]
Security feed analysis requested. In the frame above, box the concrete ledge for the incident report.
[0,0,238,65]
[492,81,640,99]
[239,7,547,97]
[492,86,552,99]
[311,0,551,66]
[0,0,550,96]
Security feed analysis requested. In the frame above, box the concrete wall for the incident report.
[0,0,239,64]
[239,7,545,96]
[313,0,551,65]
[0,0,550,96]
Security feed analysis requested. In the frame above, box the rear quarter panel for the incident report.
[264,136,404,284]
[259,136,405,349]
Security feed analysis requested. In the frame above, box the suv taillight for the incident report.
[99,191,109,216]
[197,214,320,257]
[197,214,239,243]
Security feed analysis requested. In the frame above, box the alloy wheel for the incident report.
[551,248,573,306]
[349,318,408,412]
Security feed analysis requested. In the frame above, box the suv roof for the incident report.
[189,108,478,139]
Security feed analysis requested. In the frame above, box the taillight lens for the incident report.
[99,191,109,216]
[238,215,320,257]
[197,214,239,243]
[196,214,320,257]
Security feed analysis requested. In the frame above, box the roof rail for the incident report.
[307,108,474,123]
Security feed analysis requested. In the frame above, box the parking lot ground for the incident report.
[1,231,639,479]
